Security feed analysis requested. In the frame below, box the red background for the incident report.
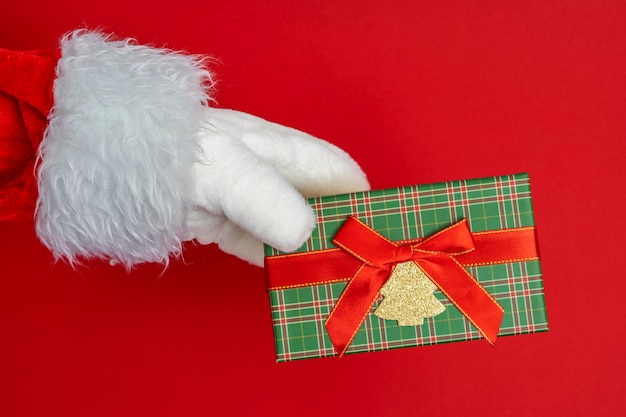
[1,1,625,416]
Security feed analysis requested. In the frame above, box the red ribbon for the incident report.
[323,217,505,355]
[266,227,538,290]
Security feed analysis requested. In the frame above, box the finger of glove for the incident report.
[185,208,226,244]
[203,108,370,198]
[216,220,265,267]
[191,127,316,253]
[185,208,264,266]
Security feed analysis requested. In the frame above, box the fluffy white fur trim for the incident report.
[35,30,213,267]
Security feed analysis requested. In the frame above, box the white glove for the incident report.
[32,30,369,269]
[186,108,370,266]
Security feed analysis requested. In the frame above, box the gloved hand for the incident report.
[186,108,370,266]
[0,30,369,269]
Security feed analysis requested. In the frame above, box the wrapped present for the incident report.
[264,173,548,362]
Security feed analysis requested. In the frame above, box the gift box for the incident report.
[264,173,548,362]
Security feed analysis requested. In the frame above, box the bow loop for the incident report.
[415,218,475,255]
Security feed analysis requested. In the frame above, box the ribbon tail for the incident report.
[325,265,389,356]
[417,256,504,344]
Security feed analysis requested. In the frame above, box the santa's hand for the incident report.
[186,108,370,266]
[27,30,369,269]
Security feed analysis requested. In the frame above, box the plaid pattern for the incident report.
[265,173,548,362]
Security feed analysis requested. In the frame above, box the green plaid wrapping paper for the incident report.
[264,173,548,362]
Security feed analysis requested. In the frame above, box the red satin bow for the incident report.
[325,217,504,356]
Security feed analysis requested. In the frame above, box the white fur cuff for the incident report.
[35,31,213,267]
